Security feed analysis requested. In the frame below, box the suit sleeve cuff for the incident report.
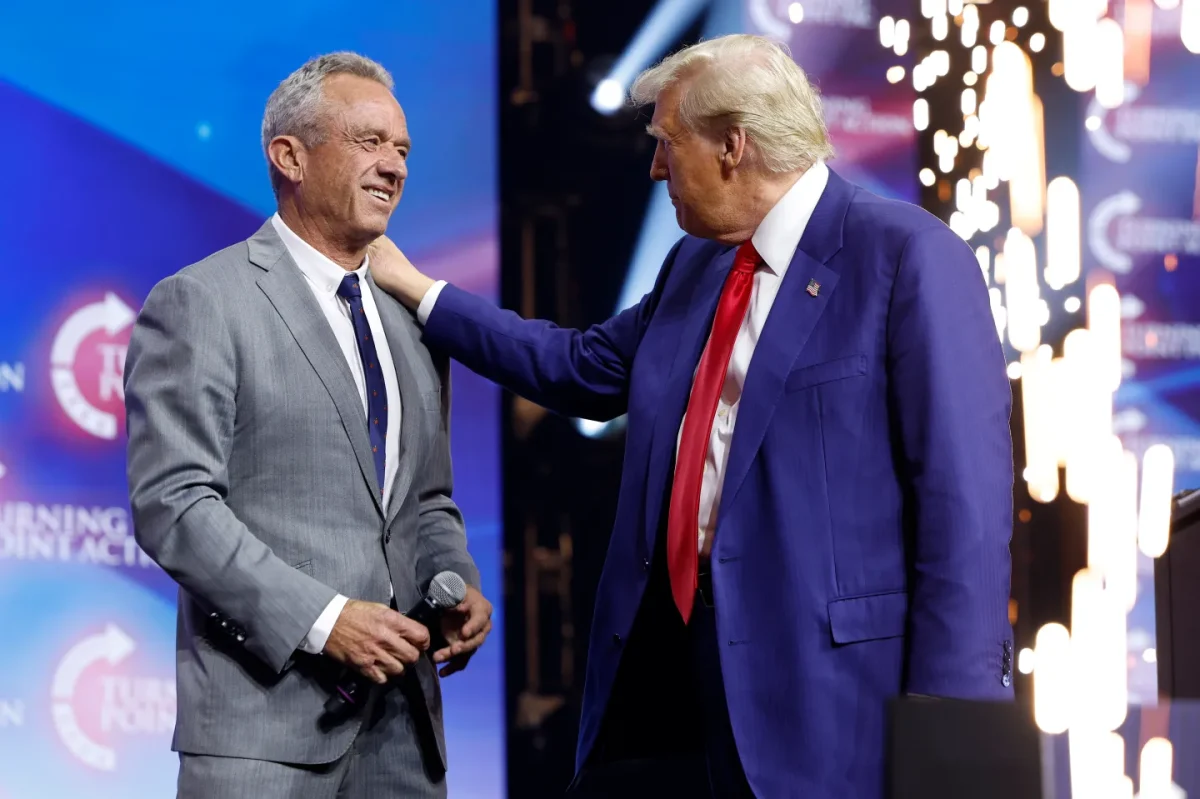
[416,280,448,325]
[298,593,349,654]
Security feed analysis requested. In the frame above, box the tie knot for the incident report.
[733,241,760,274]
[337,273,362,300]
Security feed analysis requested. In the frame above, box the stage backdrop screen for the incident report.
[1083,2,1200,703]
[0,3,503,797]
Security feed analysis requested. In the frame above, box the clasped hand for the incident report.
[323,586,493,683]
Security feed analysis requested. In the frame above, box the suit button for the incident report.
[641,558,649,571]
[1002,672,1012,688]
[613,633,622,645]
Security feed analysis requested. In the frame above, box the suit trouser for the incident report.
[570,554,755,799]
[178,669,446,799]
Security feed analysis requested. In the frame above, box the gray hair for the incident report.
[261,52,394,194]
[630,34,834,174]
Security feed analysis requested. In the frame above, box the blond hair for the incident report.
[630,34,834,173]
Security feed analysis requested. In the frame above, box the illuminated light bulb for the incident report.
[880,15,896,48]
[990,20,1007,45]
[1139,444,1175,557]
[1004,227,1041,353]
[919,167,936,186]
[1009,93,1046,236]
[1095,18,1126,108]
[913,98,930,130]
[976,245,990,283]
[1069,567,1127,733]
[956,178,972,213]
[1063,329,1112,504]
[895,19,911,56]
[1140,738,1175,797]
[972,44,988,74]
[1046,177,1081,289]
[1033,622,1071,733]
[1104,447,1140,612]
[887,65,906,83]
[1064,22,1099,92]
[1022,345,1059,502]
[933,13,949,40]
[962,87,977,115]
[932,49,950,76]
[962,4,980,46]
[1051,0,1107,31]
[982,42,1044,234]
[1071,731,1129,799]
[1184,0,1200,54]
[1088,283,1122,393]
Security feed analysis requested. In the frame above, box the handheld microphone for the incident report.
[323,570,467,715]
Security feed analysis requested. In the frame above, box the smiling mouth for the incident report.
[365,187,393,204]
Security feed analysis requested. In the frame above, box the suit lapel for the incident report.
[367,274,425,529]
[248,222,385,519]
[641,245,737,554]
[714,169,853,528]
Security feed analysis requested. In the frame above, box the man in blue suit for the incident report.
[375,33,1014,799]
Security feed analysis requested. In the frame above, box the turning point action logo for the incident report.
[50,293,137,440]
[51,624,174,771]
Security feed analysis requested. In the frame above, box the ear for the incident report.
[267,135,306,187]
[720,125,748,172]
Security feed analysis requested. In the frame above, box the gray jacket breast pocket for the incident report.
[784,354,867,393]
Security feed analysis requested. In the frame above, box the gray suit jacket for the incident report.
[124,221,479,767]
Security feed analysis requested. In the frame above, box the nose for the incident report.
[649,140,668,182]
[378,149,407,185]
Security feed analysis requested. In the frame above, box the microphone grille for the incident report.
[428,571,467,608]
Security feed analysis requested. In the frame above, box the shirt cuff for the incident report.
[416,280,448,325]
[298,593,349,654]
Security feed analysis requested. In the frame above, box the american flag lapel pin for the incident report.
[806,278,821,297]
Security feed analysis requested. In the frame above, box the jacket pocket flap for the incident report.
[785,354,867,393]
[828,590,908,645]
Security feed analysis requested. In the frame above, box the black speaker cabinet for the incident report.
[889,697,1042,799]
[1155,487,1200,699]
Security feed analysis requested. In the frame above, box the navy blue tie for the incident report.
[337,274,388,497]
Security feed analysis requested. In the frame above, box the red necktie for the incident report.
[666,240,759,624]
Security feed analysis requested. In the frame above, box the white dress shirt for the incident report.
[681,161,829,556]
[271,213,403,655]
[417,162,830,557]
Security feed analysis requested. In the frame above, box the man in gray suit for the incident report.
[124,52,493,797]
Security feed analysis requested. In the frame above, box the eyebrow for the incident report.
[645,124,667,140]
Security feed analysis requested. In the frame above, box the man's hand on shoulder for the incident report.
[369,236,435,310]
[433,585,493,678]
[322,599,430,684]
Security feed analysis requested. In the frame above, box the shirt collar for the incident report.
[270,213,369,296]
[750,160,830,277]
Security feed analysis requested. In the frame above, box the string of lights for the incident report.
[883,1,1185,794]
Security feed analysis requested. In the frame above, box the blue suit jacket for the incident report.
[423,169,1015,797]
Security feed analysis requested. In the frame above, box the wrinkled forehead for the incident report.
[322,74,407,127]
